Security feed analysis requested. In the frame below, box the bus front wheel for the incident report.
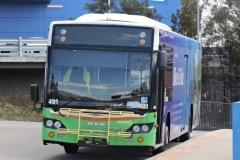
[63,143,79,154]
[152,125,169,155]
[160,125,169,152]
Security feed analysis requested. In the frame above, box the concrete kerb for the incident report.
[148,129,232,160]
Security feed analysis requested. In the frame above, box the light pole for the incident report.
[147,6,154,19]
[197,0,200,41]
[108,0,111,13]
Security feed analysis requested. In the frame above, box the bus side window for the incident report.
[163,44,174,102]
[165,69,173,102]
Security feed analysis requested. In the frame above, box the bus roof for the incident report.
[49,14,200,47]
[75,13,172,31]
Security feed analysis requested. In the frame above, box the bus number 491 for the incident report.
[48,99,59,105]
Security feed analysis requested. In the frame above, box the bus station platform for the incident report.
[149,129,232,160]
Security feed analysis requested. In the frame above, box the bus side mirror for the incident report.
[30,84,39,102]
[30,84,42,109]
[158,50,167,69]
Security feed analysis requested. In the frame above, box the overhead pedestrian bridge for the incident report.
[0,37,47,68]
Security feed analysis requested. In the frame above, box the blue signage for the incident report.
[232,102,240,160]
[0,0,180,38]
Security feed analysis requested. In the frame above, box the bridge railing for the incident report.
[0,37,47,57]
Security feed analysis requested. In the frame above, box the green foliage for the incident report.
[171,10,180,33]
[201,0,240,85]
[171,0,198,38]
[84,0,115,13]
[118,0,162,21]
[84,0,162,21]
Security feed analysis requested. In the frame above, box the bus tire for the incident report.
[152,125,169,155]
[64,143,79,154]
[157,125,169,153]
[161,125,169,151]
[179,113,192,142]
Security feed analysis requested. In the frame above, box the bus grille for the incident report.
[56,108,133,145]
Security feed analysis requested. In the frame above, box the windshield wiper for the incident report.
[52,101,73,117]
[111,88,148,100]
[111,92,137,100]
[109,105,145,116]
[111,94,129,99]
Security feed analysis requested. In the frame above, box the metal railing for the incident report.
[0,37,47,57]
[195,101,232,131]
[194,84,240,131]
[56,108,133,147]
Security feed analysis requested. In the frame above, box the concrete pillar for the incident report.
[232,102,240,160]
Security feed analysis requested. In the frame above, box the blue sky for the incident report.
[149,0,181,24]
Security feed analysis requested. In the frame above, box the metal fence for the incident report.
[201,84,240,102]
[0,37,47,57]
[195,84,240,131]
[195,101,232,131]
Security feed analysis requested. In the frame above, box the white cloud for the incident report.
[151,0,165,2]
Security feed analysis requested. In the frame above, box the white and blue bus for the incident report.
[31,13,202,154]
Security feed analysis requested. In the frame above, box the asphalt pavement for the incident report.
[0,121,232,160]
[149,129,232,160]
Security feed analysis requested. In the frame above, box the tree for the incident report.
[200,0,240,102]
[84,0,162,21]
[201,0,240,87]
[84,0,116,13]
[117,0,162,21]
[171,0,200,39]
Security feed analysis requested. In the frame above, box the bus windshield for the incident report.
[47,48,151,109]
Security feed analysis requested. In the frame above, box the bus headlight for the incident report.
[46,120,53,127]
[141,125,149,132]
[43,118,66,129]
[54,121,62,129]
[128,123,154,134]
[133,125,141,133]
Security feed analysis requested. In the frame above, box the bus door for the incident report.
[183,55,188,130]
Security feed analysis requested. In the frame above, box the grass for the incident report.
[0,96,42,122]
